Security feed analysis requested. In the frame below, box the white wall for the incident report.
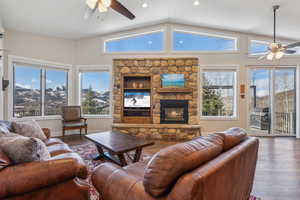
[3,22,300,137]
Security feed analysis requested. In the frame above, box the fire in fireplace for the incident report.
[160,100,189,124]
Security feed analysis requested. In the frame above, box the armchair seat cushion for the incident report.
[63,122,86,128]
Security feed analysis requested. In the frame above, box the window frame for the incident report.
[8,56,72,120]
[171,28,239,53]
[77,65,113,118]
[199,65,239,120]
[103,29,166,54]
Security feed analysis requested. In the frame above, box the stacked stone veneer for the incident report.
[112,58,201,140]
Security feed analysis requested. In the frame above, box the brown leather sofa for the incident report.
[92,128,259,200]
[0,120,91,200]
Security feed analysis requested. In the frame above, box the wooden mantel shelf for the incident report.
[156,88,193,93]
[112,123,201,129]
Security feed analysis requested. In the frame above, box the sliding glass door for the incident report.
[248,67,296,136]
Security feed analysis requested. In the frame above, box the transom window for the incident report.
[173,30,237,52]
[250,40,269,55]
[13,63,68,117]
[201,70,236,118]
[80,71,110,116]
[105,31,164,53]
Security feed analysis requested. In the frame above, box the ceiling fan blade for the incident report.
[110,0,135,20]
[284,49,297,54]
[284,42,300,49]
[258,54,267,60]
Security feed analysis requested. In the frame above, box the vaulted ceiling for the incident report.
[0,0,299,40]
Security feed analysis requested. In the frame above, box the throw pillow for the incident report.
[12,120,47,141]
[1,136,50,164]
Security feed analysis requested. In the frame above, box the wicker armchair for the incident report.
[61,106,87,138]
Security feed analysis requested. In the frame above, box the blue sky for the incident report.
[106,32,164,52]
[81,72,110,92]
[15,65,67,89]
[173,31,235,51]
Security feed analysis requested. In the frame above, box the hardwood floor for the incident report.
[63,135,300,200]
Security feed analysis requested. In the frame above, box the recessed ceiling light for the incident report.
[193,0,200,6]
[142,2,148,8]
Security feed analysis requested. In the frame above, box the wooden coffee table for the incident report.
[85,131,154,166]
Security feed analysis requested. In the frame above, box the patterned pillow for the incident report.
[1,136,50,164]
[12,120,47,141]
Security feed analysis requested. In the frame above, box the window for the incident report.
[105,31,164,53]
[13,63,69,118]
[14,65,42,117]
[173,30,237,52]
[250,40,269,55]
[45,69,68,115]
[201,70,236,117]
[80,71,110,115]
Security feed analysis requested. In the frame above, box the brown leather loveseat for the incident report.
[92,128,259,200]
[0,120,90,200]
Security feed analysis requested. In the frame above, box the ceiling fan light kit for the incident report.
[85,0,135,20]
[259,5,300,61]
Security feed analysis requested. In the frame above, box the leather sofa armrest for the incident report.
[42,128,51,139]
[0,158,87,198]
[92,163,141,199]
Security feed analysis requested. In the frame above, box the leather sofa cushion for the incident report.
[216,127,247,151]
[143,134,224,197]
[0,149,11,170]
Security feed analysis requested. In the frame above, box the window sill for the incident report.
[199,116,238,121]
[12,116,62,121]
[83,115,113,119]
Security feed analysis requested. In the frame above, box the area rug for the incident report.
[71,142,261,200]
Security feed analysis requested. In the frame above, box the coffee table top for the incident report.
[85,131,154,153]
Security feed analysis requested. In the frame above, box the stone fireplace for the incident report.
[112,58,201,140]
[160,100,189,124]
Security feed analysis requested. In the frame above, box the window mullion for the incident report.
[41,68,45,117]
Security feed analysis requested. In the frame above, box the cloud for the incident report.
[16,83,32,89]
[46,79,53,84]
[31,78,37,83]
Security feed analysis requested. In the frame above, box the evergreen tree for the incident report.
[82,86,98,114]
[202,77,225,116]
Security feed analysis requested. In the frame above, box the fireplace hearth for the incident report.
[160,100,189,124]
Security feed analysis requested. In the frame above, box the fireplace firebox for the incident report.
[160,100,189,124]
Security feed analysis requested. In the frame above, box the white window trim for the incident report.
[8,55,73,120]
[76,65,113,119]
[103,28,167,54]
[199,65,239,121]
[170,26,240,54]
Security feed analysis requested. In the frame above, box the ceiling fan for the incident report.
[85,0,135,20]
[259,5,300,60]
